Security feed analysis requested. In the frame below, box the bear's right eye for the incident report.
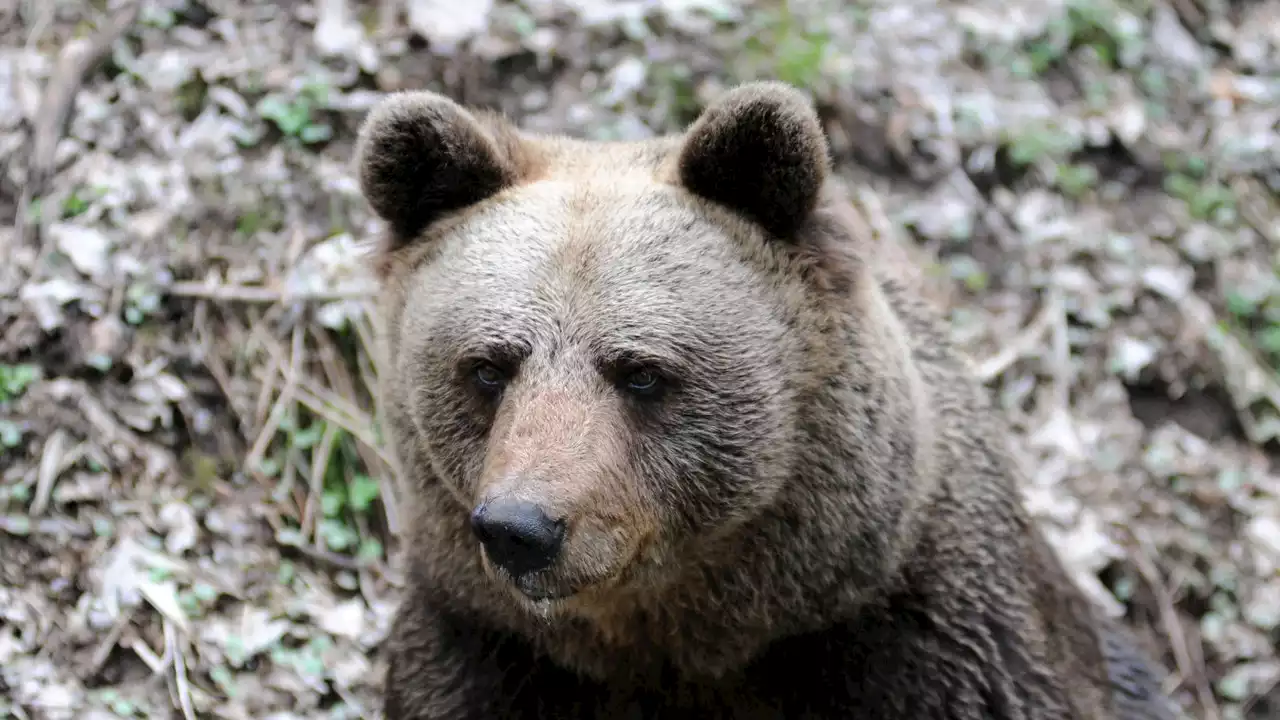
[471,362,507,391]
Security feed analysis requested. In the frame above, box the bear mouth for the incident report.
[508,571,605,604]
[476,532,650,609]
[519,587,575,602]
[482,555,634,607]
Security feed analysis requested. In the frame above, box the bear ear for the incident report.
[676,82,831,239]
[354,91,520,246]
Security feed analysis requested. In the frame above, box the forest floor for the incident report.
[1,0,1278,718]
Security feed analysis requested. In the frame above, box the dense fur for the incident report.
[357,81,1176,719]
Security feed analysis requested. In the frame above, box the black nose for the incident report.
[470,499,566,577]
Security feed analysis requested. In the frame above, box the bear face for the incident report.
[356,84,887,614]
[388,181,809,604]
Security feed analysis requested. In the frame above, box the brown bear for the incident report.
[355,81,1176,719]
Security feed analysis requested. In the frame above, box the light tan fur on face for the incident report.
[478,378,656,601]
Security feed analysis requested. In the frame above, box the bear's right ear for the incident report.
[354,91,520,246]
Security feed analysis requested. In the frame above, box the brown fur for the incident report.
[356,82,1176,719]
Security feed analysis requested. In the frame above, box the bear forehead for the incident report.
[404,177,781,338]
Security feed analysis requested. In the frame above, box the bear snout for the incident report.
[468,481,649,604]
[470,498,567,578]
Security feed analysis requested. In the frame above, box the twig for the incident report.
[30,428,69,516]
[278,535,377,572]
[946,167,1023,250]
[313,324,395,516]
[165,620,197,720]
[129,633,168,675]
[245,325,304,475]
[16,0,141,250]
[1164,0,1205,30]
[1145,275,1280,445]
[1241,670,1280,717]
[7,700,30,720]
[194,301,255,438]
[293,383,397,470]
[249,330,395,468]
[83,606,135,678]
[351,314,401,536]
[303,422,339,545]
[1229,176,1279,247]
[168,280,375,304]
[0,514,92,537]
[1127,529,1219,720]
[10,0,54,257]
[352,310,384,382]
[973,296,1061,381]
[251,323,284,430]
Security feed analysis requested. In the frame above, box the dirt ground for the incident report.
[1,0,1278,718]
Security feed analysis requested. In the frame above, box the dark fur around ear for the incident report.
[676,82,831,239]
[354,91,518,246]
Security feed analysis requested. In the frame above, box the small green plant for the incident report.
[0,419,22,450]
[266,413,386,560]
[1051,162,1100,198]
[94,689,143,718]
[61,185,107,218]
[175,72,210,121]
[139,4,177,29]
[0,364,40,403]
[124,281,163,324]
[255,80,334,145]
[1023,0,1145,74]
[1224,286,1280,372]
[1005,122,1085,168]
[742,10,830,90]
[648,63,702,128]
[1163,173,1236,224]
[947,255,990,293]
[773,26,828,89]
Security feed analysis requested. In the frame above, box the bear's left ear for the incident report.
[676,82,831,240]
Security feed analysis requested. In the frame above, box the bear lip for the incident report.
[484,551,640,608]
[518,587,575,602]
[475,524,653,610]
[506,570,608,604]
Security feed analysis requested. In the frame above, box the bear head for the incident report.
[355,82,896,615]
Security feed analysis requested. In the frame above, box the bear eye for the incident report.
[472,362,506,390]
[623,368,661,395]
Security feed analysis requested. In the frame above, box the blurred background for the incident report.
[1,0,1277,718]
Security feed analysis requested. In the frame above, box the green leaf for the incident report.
[321,489,345,517]
[347,474,380,512]
[0,420,23,448]
[358,537,383,561]
[318,519,358,551]
[299,123,333,144]
[291,423,323,450]
[0,363,40,398]
[1258,325,1280,355]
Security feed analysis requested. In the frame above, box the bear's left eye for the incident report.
[623,369,661,395]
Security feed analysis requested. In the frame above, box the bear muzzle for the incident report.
[467,484,651,605]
